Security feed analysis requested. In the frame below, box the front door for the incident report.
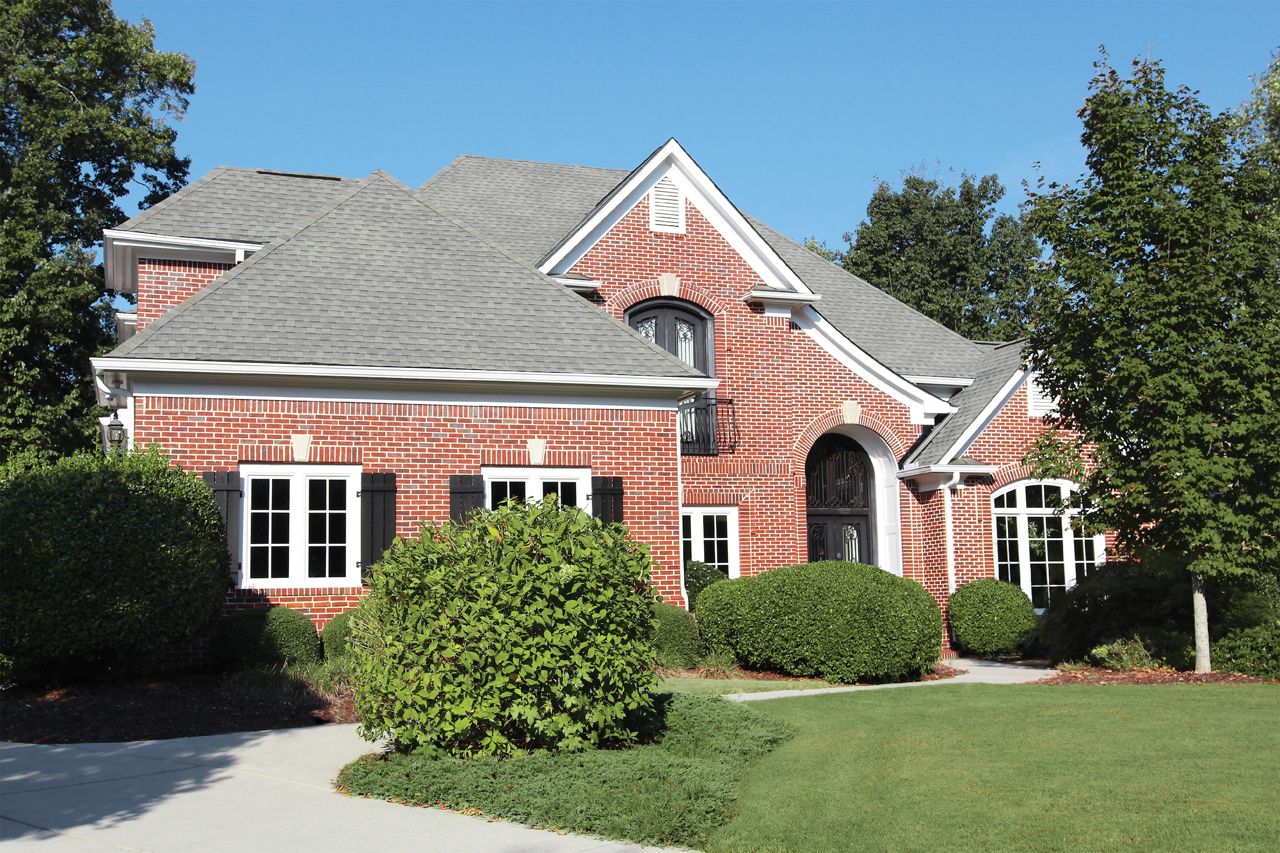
[805,434,875,565]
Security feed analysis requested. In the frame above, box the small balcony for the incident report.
[679,396,738,456]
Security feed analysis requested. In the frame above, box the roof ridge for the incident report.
[111,174,383,357]
[415,155,470,194]
[449,153,628,174]
[115,166,231,231]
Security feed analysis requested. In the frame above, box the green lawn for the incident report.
[709,684,1280,852]
[659,675,830,695]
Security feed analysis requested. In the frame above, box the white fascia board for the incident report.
[553,276,601,293]
[91,357,719,395]
[539,139,812,295]
[102,229,263,253]
[742,290,822,306]
[903,374,975,388]
[898,464,999,493]
[796,307,955,425]
[938,368,1029,464]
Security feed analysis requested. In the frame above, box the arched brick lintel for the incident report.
[791,406,909,467]
[607,278,730,319]
[992,463,1037,490]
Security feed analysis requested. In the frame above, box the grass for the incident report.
[658,675,831,695]
[708,684,1280,852]
[337,692,790,849]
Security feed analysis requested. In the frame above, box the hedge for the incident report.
[350,498,656,757]
[653,601,701,668]
[948,580,1037,658]
[697,561,941,682]
[322,609,357,659]
[0,448,226,679]
[212,606,322,667]
[1213,623,1280,679]
[684,561,727,613]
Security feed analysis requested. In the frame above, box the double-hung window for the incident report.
[240,464,361,588]
[681,506,740,580]
[992,480,1104,610]
[481,467,592,512]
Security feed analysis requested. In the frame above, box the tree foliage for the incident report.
[839,170,1042,340]
[1025,55,1280,667]
[0,0,195,463]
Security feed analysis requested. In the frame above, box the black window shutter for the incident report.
[202,471,241,581]
[591,476,624,524]
[449,474,485,521]
[361,472,397,578]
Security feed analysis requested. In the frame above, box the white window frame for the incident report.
[481,466,593,513]
[681,506,741,580]
[990,479,1105,612]
[238,464,361,589]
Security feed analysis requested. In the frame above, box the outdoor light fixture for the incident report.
[107,411,126,450]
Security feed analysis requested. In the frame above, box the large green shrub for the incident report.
[0,448,227,679]
[948,579,1037,658]
[696,561,942,683]
[321,608,357,659]
[684,561,727,613]
[1213,623,1280,679]
[351,498,656,757]
[212,606,322,667]
[1038,563,1279,664]
[653,601,701,668]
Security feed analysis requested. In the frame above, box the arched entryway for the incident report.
[806,433,875,565]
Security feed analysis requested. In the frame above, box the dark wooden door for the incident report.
[805,434,875,565]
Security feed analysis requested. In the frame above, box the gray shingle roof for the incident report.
[416,156,990,379]
[905,341,1028,466]
[110,173,705,380]
[115,167,360,243]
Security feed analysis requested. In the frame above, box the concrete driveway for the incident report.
[0,725,660,852]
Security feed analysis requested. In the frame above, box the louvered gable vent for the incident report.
[648,176,684,233]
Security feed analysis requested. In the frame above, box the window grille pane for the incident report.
[270,545,289,578]
[635,316,656,343]
[700,514,731,574]
[674,318,695,366]
[309,479,326,508]
[271,479,290,510]
[1026,485,1045,509]
[682,515,692,565]
[308,545,326,578]
[842,523,861,563]
[995,515,1020,585]
[307,478,347,580]
[329,479,345,510]
[249,547,269,579]
[251,479,270,510]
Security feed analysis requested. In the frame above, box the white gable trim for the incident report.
[794,307,955,425]
[938,368,1029,463]
[539,139,812,295]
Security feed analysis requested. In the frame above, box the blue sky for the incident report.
[115,0,1277,248]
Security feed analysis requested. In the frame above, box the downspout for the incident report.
[675,401,686,608]
[941,472,962,595]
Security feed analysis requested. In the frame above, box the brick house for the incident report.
[92,139,1103,633]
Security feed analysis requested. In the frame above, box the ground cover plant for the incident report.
[0,448,226,681]
[339,692,790,849]
[351,498,655,756]
[698,561,941,682]
[707,684,1280,852]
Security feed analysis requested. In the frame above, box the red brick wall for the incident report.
[570,196,929,584]
[134,395,683,623]
[136,257,232,329]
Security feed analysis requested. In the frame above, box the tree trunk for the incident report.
[1192,574,1211,673]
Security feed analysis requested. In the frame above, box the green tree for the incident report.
[1,0,194,463]
[840,171,1041,341]
[1025,55,1280,672]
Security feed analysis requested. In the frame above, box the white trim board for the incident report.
[539,139,812,296]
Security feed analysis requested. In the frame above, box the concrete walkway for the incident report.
[0,725,662,852]
[725,658,1055,702]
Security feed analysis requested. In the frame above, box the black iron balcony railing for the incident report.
[679,396,738,456]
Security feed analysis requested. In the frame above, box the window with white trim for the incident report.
[681,506,741,580]
[991,480,1104,610]
[482,467,592,512]
[240,464,361,588]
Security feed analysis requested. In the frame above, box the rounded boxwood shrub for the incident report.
[654,601,701,668]
[696,561,942,683]
[322,608,357,659]
[1213,623,1280,679]
[212,606,322,667]
[683,560,727,613]
[350,498,656,757]
[0,448,227,679]
[948,579,1037,658]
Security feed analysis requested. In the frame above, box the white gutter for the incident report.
[903,374,975,388]
[102,229,263,253]
[897,463,998,492]
[742,290,822,306]
[91,357,719,394]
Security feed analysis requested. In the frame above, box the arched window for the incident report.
[627,299,712,375]
[992,480,1105,610]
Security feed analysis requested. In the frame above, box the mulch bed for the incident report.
[1038,666,1278,686]
[922,663,965,681]
[664,662,965,683]
[0,672,357,744]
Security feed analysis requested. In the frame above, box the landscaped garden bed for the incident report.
[0,664,357,744]
[1038,666,1278,686]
